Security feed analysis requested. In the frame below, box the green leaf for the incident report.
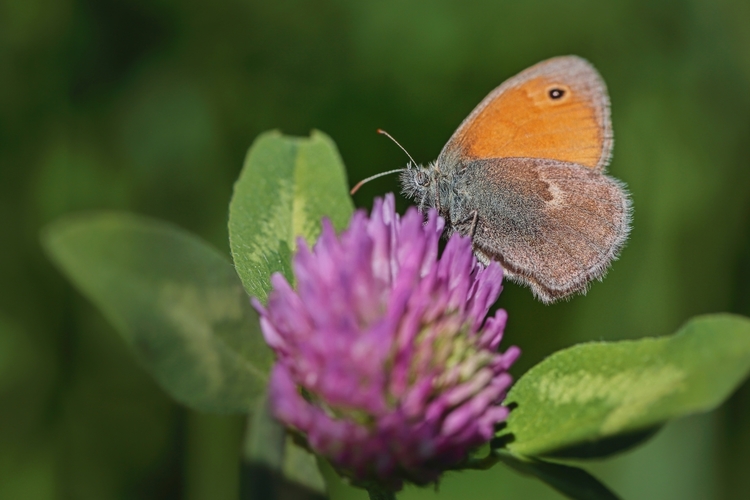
[244,395,286,471]
[282,439,326,494]
[495,451,621,500]
[228,130,354,303]
[541,425,663,460]
[42,212,272,413]
[502,314,750,458]
[243,395,327,496]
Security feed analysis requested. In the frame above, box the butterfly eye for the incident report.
[415,171,429,187]
[548,88,566,100]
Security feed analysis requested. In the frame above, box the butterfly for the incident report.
[400,56,632,303]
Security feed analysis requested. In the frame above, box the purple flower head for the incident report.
[253,194,520,490]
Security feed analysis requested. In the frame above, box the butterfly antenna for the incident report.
[377,129,419,169]
[350,168,405,195]
[350,129,419,195]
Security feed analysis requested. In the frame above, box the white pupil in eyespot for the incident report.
[549,88,565,99]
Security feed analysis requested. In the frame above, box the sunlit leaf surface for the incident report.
[228,131,354,303]
[503,314,750,457]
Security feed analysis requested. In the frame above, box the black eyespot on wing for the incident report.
[548,88,565,99]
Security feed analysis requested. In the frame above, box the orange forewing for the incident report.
[453,77,602,168]
[442,57,612,170]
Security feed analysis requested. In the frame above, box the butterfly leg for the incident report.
[453,210,479,239]
[469,210,479,239]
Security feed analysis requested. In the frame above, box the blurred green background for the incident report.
[2,0,750,498]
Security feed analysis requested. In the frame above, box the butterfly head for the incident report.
[400,161,447,214]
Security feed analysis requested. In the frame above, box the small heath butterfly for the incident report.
[400,56,632,303]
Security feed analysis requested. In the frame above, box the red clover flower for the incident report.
[253,194,520,490]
